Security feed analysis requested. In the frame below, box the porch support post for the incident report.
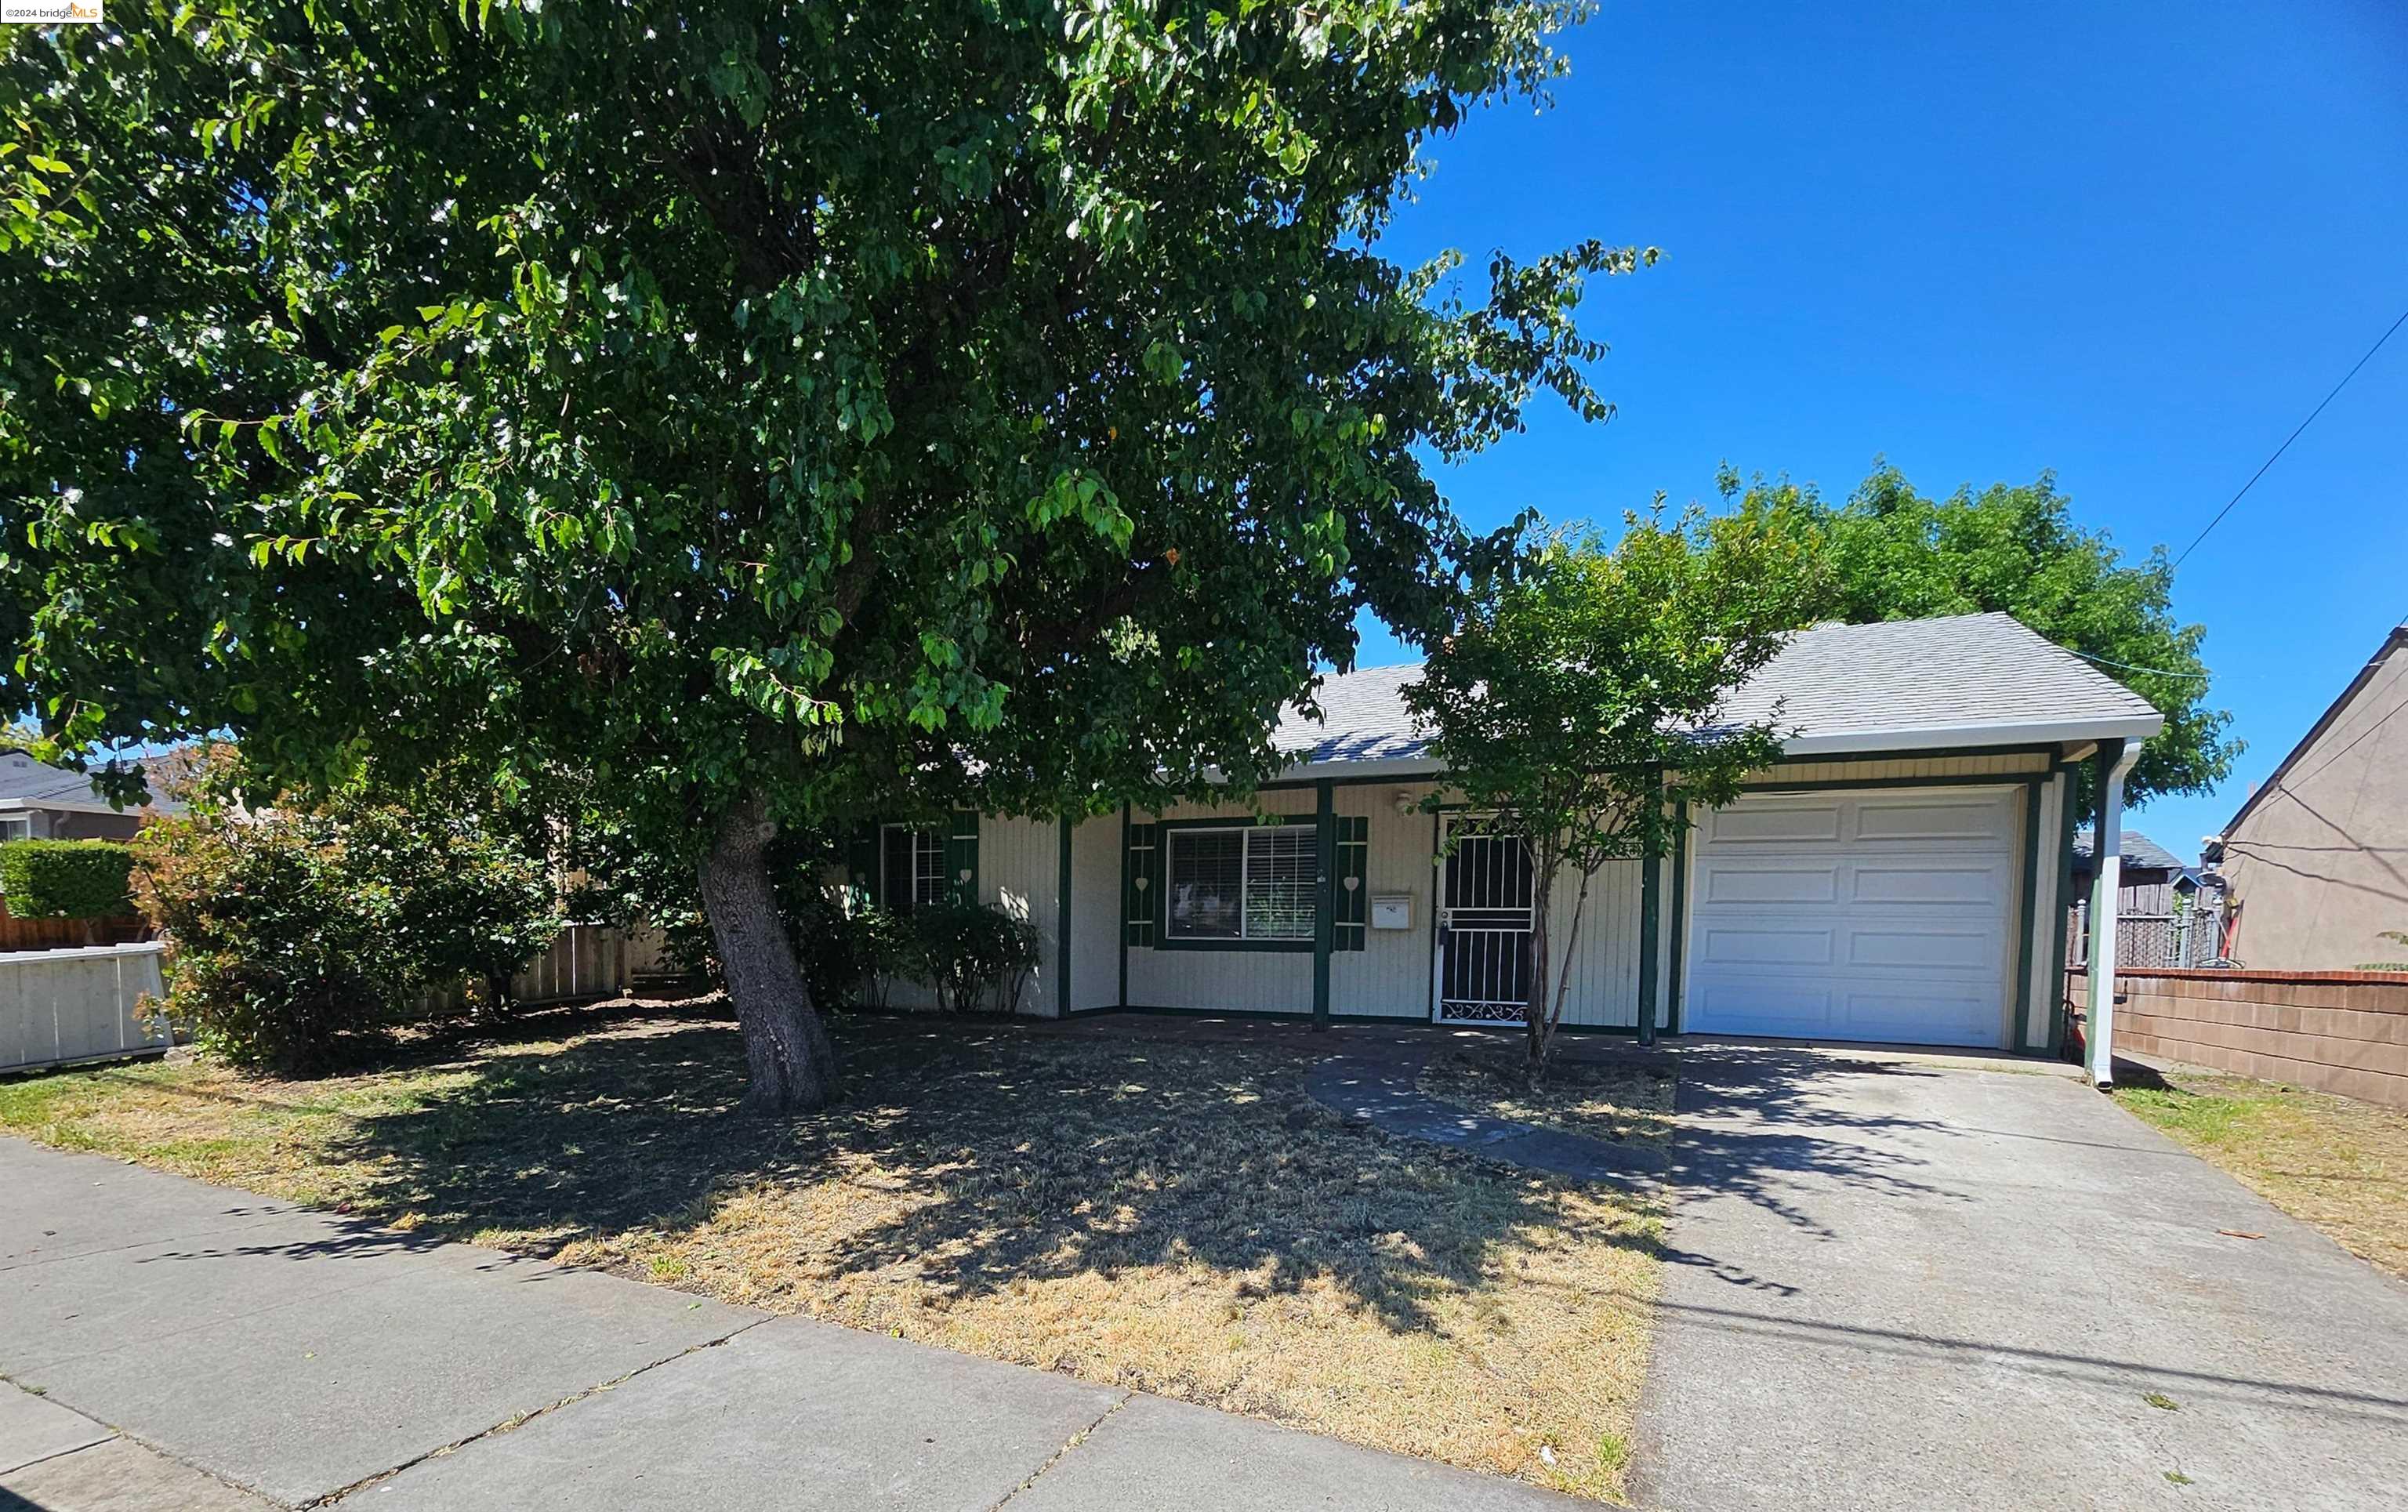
[1637,769,1663,1046]
[1312,778,1335,1030]
[2085,738,2138,1087]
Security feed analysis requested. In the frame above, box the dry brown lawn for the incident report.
[0,1002,1663,1501]
[1418,1039,1678,1146]
[2114,1068,2408,1279]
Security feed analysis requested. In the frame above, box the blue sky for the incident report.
[1356,0,2408,863]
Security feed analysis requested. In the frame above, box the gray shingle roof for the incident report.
[1273,662,1431,763]
[0,750,181,814]
[1275,612,2162,770]
[2070,830,2187,872]
[1708,613,2160,751]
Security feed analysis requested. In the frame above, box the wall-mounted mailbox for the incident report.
[1370,894,1413,930]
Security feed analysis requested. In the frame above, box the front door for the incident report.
[1435,817,1536,1024]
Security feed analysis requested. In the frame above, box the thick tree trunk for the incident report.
[696,792,837,1115]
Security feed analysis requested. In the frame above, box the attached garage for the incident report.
[1682,786,2022,1048]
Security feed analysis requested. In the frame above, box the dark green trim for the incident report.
[1312,780,1335,1029]
[1427,806,1443,1021]
[1117,803,1131,1008]
[1056,818,1074,1018]
[2014,774,2043,1050]
[1637,771,1663,1047]
[2047,764,2080,1057]
[1666,799,1690,1036]
[1768,742,2059,767]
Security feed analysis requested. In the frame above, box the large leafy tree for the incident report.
[1405,507,1819,1066]
[1723,466,2239,809]
[1,2,1645,1110]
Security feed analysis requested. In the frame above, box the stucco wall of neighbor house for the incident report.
[46,810,145,841]
[2221,643,2408,970]
[2069,966,2408,1110]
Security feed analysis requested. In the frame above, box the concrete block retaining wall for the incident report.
[2069,966,2408,1109]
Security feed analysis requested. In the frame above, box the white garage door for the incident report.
[1684,786,2019,1048]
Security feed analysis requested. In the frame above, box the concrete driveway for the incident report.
[1634,1046,2408,1510]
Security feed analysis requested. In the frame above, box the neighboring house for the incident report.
[2210,621,2408,970]
[0,749,182,842]
[2070,830,2187,915]
[850,611,2162,1054]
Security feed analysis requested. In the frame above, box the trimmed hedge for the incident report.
[0,839,136,919]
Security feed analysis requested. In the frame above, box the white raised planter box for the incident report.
[0,941,171,1075]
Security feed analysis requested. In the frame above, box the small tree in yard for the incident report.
[4,2,1645,1111]
[1405,508,1821,1068]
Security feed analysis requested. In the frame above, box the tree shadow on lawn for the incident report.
[304,1005,1655,1338]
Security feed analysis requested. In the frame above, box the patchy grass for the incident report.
[1416,1039,1677,1146]
[2113,1070,2408,1279]
[0,1002,1662,1502]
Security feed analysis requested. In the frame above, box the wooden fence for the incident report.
[0,942,172,1075]
[0,898,148,954]
[2069,966,2408,1109]
[413,923,669,1016]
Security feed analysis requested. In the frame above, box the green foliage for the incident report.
[372,815,565,1013]
[133,803,398,1075]
[1406,506,1820,1057]
[0,0,1638,858]
[132,754,564,1072]
[1721,465,2239,807]
[0,839,136,919]
[905,901,1043,1016]
[782,880,908,1013]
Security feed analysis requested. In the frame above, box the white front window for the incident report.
[1166,825,1315,942]
[0,815,31,843]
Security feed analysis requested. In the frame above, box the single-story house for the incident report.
[852,611,2163,1057]
[2209,619,2408,970]
[0,750,182,843]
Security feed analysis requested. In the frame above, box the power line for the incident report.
[2066,648,2208,681]
[2174,303,2408,567]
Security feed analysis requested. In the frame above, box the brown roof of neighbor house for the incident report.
[1274,611,2164,769]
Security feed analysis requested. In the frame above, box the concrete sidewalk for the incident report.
[0,1137,1575,1510]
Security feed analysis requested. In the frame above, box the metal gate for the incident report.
[1434,817,1536,1024]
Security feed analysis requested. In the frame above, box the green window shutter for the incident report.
[1334,815,1369,952]
[845,824,881,905]
[1125,822,1158,947]
[945,811,979,908]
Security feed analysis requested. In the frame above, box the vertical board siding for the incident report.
[1329,783,1439,1018]
[972,814,1059,1016]
[1750,752,2050,785]
[0,943,170,1073]
[1068,816,1120,1013]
